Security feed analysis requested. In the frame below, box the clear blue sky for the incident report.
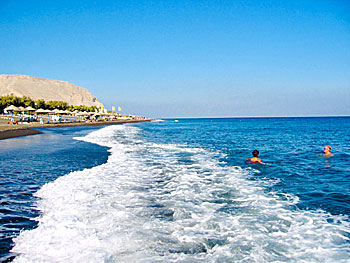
[1,0,349,118]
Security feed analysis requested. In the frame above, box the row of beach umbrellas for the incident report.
[35,108,72,114]
[4,105,36,112]
[3,105,116,116]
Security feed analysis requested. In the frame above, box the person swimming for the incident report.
[246,149,264,164]
[324,145,333,157]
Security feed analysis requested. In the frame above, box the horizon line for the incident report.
[157,115,350,119]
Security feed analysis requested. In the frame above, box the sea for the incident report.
[0,117,349,263]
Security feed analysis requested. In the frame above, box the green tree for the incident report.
[1,95,99,113]
[35,99,46,109]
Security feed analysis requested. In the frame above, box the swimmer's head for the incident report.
[324,145,331,152]
[252,150,259,157]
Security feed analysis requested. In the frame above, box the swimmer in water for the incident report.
[324,145,333,157]
[246,149,264,164]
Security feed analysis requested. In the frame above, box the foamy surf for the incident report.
[12,125,350,262]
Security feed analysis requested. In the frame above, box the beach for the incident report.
[0,117,151,140]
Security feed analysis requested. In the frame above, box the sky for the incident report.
[1,0,349,118]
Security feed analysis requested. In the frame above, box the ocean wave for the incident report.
[12,125,350,262]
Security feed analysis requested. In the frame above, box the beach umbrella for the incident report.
[43,110,52,123]
[4,105,19,122]
[35,108,46,114]
[64,110,72,122]
[52,109,61,114]
[4,105,20,112]
[41,109,53,123]
[25,106,36,111]
[75,112,85,122]
[24,106,35,122]
[57,110,67,122]
[35,109,45,124]
[16,106,25,122]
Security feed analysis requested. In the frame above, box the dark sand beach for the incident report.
[0,128,42,140]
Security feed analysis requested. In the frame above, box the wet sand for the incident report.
[0,128,42,140]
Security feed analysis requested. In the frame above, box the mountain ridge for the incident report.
[0,74,104,108]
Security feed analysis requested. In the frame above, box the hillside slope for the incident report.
[0,74,104,108]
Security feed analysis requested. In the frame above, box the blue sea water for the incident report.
[0,127,110,262]
[0,118,350,262]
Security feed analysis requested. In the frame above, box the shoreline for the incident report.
[0,128,43,140]
[0,119,151,140]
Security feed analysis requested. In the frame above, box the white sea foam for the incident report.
[12,125,350,262]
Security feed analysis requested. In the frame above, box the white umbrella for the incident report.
[4,105,20,111]
[25,106,36,111]
[35,108,46,114]
[35,109,46,124]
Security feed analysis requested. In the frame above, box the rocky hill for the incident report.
[0,74,104,108]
